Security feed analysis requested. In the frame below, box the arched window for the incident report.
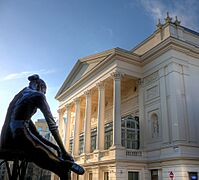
[151,113,159,138]
[121,115,139,149]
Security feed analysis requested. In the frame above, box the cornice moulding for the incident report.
[140,37,199,65]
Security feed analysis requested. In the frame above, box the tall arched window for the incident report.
[121,115,139,149]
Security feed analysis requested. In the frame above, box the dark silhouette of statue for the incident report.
[0,74,84,179]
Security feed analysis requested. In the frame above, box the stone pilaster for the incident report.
[159,67,170,144]
[137,78,145,149]
[165,62,187,142]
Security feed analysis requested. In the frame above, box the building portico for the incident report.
[58,69,140,153]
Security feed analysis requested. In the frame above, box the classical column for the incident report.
[57,108,64,141]
[73,98,81,156]
[65,104,71,151]
[96,82,105,150]
[111,71,122,148]
[83,90,92,153]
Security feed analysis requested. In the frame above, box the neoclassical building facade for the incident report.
[55,16,199,180]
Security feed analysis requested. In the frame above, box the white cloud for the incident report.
[138,0,199,31]
[139,0,166,21]
[1,69,55,81]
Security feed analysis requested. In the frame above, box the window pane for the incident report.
[121,120,125,127]
[89,173,92,180]
[104,172,109,180]
[90,128,97,152]
[128,172,139,180]
[79,134,84,155]
[104,123,113,149]
[151,170,158,180]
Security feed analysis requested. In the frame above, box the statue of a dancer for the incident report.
[0,74,84,179]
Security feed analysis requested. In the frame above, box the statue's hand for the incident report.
[61,151,74,162]
[55,146,62,157]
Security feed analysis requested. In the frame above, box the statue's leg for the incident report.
[60,170,71,180]
[15,128,72,179]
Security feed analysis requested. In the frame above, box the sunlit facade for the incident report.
[55,16,199,180]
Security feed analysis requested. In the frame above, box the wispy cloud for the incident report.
[1,69,55,81]
[137,0,199,31]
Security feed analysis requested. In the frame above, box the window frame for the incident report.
[104,122,113,150]
[104,171,109,180]
[78,133,84,155]
[128,171,139,180]
[121,115,139,149]
[90,128,97,152]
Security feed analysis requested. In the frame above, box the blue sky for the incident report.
[0,0,199,130]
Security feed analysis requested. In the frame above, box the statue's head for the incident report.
[28,74,47,94]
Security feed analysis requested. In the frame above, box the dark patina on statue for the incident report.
[0,74,84,179]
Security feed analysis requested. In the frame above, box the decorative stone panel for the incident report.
[144,82,160,102]
[144,71,159,86]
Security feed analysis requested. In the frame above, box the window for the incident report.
[89,172,93,180]
[104,122,113,149]
[151,170,158,180]
[104,172,109,180]
[69,138,73,153]
[128,171,139,180]
[189,172,198,180]
[121,115,139,149]
[90,128,97,152]
[79,133,84,155]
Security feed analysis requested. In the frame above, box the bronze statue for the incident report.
[0,74,84,179]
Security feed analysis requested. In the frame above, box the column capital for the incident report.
[96,81,105,89]
[84,89,92,97]
[66,104,71,111]
[73,97,80,104]
[57,108,64,114]
[111,71,122,80]
[136,78,144,85]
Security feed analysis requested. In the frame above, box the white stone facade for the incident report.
[55,18,199,180]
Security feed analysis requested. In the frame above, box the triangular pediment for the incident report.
[55,50,114,99]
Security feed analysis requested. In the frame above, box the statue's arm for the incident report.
[36,94,74,161]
